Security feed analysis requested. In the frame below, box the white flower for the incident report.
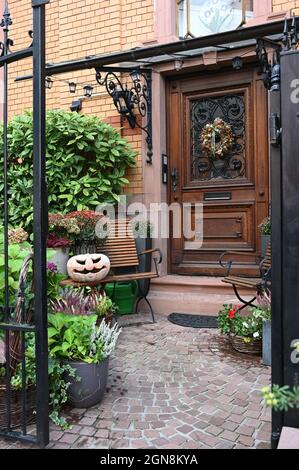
[253,332,260,338]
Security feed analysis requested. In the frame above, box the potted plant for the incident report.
[66,210,107,255]
[48,312,121,408]
[94,291,118,325]
[252,290,271,366]
[47,213,80,274]
[259,216,271,257]
[50,287,116,324]
[47,262,67,304]
[218,304,264,355]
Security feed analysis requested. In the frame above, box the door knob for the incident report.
[259,190,265,197]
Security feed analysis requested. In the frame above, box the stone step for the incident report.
[278,427,299,449]
[148,275,254,316]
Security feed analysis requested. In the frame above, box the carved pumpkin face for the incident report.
[67,253,110,283]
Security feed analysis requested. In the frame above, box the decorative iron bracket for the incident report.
[95,67,153,164]
[256,16,298,92]
[256,38,281,91]
[0,1,35,58]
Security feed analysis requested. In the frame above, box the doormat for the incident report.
[168,313,218,329]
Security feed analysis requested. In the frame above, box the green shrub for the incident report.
[0,110,136,230]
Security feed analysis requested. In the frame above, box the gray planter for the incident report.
[48,247,69,274]
[261,235,271,258]
[262,320,271,366]
[65,357,109,408]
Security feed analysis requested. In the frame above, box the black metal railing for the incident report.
[0,0,49,447]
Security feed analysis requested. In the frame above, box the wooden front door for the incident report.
[167,66,269,276]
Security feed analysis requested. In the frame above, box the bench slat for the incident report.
[61,271,158,288]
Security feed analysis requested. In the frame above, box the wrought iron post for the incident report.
[1,0,13,432]
[279,48,299,432]
[269,84,283,450]
[32,0,50,448]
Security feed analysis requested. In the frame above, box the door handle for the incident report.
[171,168,179,193]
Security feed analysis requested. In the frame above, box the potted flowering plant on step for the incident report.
[218,304,264,354]
[47,213,80,274]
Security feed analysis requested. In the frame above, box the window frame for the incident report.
[176,0,254,39]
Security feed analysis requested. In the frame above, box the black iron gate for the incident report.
[0,0,49,447]
[268,20,299,448]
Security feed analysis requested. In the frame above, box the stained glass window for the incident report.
[177,0,254,39]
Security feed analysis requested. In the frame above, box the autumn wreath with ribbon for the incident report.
[200,117,234,159]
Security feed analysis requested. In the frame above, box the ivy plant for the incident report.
[0,110,137,230]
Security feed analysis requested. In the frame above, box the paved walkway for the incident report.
[0,314,271,449]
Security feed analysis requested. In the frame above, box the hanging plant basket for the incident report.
[229,335,262,355]
[0,382,36,429]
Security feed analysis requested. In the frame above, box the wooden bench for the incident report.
[61,218,162,323]
[219,244,271,312]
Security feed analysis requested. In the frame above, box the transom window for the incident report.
[177,0,254,39]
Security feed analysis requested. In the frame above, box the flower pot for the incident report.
[65,358,109,408]
[48,247,70,274]
[72,241,97,256]
[105,281,138,316]
[262,320,271,366]
[229,335,262,355]
[261,235,271,258]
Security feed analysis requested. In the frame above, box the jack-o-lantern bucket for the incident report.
[67,253,110,283]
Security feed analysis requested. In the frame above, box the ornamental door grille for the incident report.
[190,93,246,181]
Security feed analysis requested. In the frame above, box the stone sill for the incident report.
[278,427,299,449]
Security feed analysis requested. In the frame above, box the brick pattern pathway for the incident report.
[0,314,271,449]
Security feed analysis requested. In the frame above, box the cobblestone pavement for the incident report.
[0,314,271,449]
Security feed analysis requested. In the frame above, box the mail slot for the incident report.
[204,192,232,201]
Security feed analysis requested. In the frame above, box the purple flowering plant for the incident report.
[47,262,67,303]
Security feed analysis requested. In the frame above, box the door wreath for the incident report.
[200,117,234,159]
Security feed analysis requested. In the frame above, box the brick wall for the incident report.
[272,0,299,15]
[7,0,155,195]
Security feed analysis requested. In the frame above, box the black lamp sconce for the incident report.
[95,67,153,164]
[83,84,94,98]
[45,76,53,89]
[232,56,243,71]
[68,81,77,93]
[70,99,82,113]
